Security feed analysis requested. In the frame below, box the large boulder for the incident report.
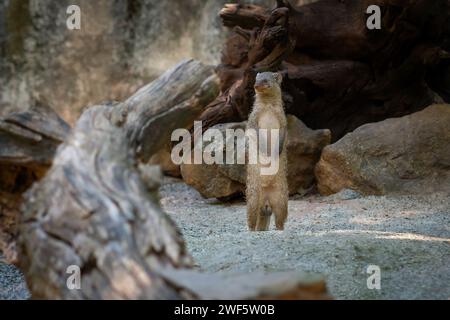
[286,116,331,195]
[180,122,247,199]
[181,115,331,199]
[315,104,450,196]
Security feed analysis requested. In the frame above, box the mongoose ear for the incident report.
[275,72,283,84]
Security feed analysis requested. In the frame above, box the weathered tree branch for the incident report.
[19,105,193,299]
[0,101,70,264]
[123,60,219,162]
[198,1,295,132]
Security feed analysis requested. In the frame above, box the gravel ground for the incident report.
[1,178,449,300]
[160,178,450,300]
[0,255,29,300]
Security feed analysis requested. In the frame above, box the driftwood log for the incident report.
[199,0,450,141]
[16,60,329,299]
[0,101,70,264]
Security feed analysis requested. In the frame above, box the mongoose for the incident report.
[246,72,288,231]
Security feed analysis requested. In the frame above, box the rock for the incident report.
[315,104,450,196]
[326,189,363,202]
[181,161,245,200]
[181,115,331,199]
[180,122,246,199]
[286,116,331,195]
[148,145,181,178]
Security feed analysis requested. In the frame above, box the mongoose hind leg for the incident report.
[274,198,288,230]
[247,204,258,231]
[246,187,259,231]
[272,190,289,231]
[267,185,288,231]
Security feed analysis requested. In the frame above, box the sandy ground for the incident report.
[160,178,450,300]
[0,255,29,300]
[1,177,449,300]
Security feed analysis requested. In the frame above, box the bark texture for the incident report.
[198,0,450,141]
[0,100,70,264]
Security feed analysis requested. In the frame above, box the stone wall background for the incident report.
[0,0,318,124]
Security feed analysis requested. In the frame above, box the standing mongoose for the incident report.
[246,72,288,231]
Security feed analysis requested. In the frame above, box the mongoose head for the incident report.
[254,72,283,95]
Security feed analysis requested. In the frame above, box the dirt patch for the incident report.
[161,178,450,300]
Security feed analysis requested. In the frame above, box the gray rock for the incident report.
[327,189,363,201]
[180,122,246,199]
[181,115,330,199]
[316,104,450,196]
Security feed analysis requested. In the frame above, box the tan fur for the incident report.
[246,72,288,231]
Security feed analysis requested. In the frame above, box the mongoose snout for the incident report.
[254,73,279,93]
[254,78,270,91]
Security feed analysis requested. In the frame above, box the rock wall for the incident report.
[0,0,317,124]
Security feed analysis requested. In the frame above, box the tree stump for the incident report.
[198,0,450,141]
